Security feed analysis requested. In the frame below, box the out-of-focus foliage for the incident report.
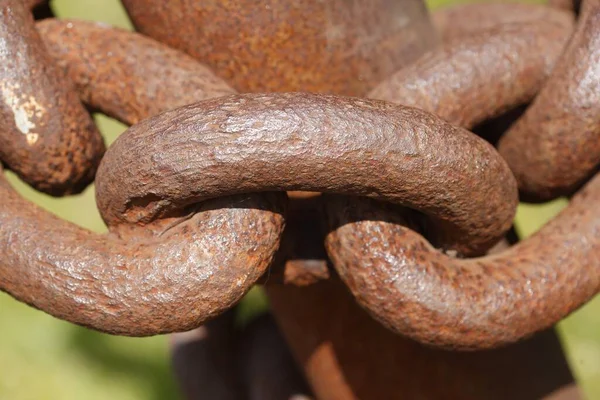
[0,0,598,399]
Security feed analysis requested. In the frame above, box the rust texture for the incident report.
[432,3,575,43]
[120,0,439,96]
[36,19,236,125]
[94,93,517,257]
[0,26,286,335]
[369,19,574,129]
[324,170,600,350]
[499,0,600,200]
[266,276,579,400]
[0,159,285,335]
[0,0,105,195]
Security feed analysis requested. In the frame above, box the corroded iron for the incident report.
[433,2,575,43]
[2,0,600,398]
[120,0,438,96]
[266,276,580,400]
[0,0,104,195]
[95,93,517,257]
[325,171,600,350]
[370,18,574,129]
[0,28,285,335]
[499,0,600,200]
[36,19,236,124]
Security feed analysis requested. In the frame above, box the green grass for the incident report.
[1,0,599,399]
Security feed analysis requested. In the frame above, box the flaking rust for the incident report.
[0,0,104,195]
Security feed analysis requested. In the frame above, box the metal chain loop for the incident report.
[0,0,104,195]
[499,0,600,201]
[1,0,599,374]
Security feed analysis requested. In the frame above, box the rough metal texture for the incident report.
[0,0,105,195]
[94,93,517,257]
[369,20,574,129]
[432,3,575,43]
[266,276,579,400]
[0,23,286,335]
[324,170,600,350]
[120,0,439,96]
[36,19,236,125]
[0,161,285,335]
[499,0,600,201]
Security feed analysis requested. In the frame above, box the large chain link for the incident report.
[1,0,599,398]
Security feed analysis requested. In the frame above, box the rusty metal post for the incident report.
[121,0,438,96]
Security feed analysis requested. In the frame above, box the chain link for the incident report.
[1,0,599,397]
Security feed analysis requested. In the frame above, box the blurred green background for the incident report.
[1,0,599,399]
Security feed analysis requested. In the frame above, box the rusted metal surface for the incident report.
[266,276,579,400]
[432,3,575,43]
[0,161,285,335]
[36,19,236,125]
[120,0,439,96]
[324,170,600,350]
[499,0,600,201]
[95,93,517,257]
[0,0,104,195]
[0,31,285,335]
[370,20,574,129]
[3,0,600,397]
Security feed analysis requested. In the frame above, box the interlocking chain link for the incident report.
[0,0,599,369]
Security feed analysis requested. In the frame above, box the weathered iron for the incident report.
[0,0,104,195]
[36,19,236,124]
[2,0,600,398]
[94,93,517,257]
[120,0,439,95]
[370,18,574,129]
[499,0,600,200]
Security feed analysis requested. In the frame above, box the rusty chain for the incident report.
[1,0,600,397]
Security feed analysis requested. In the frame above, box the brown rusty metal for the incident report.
[36,19,236,125]
[369,19,574,129]
[324,170,600,350]
[0,26,286,335]
[432,3,575,44]
[94,93,517,257]
[0,160,285,335]
[0,0,105,195]
[499,0,600,201]
[266,276,579,400]
[120,0,439,96]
